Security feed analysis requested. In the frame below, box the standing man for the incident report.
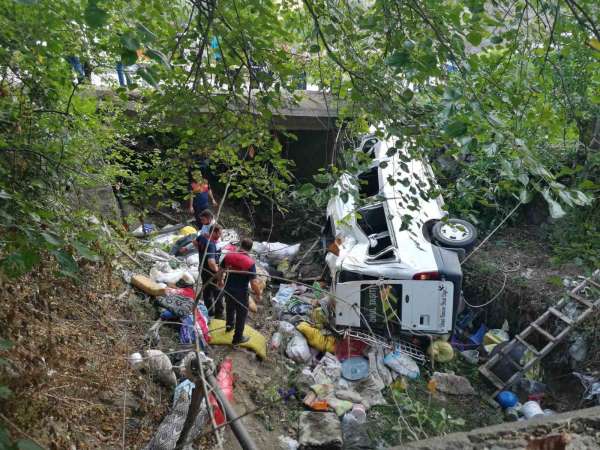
[220,238,262,345]
[188,171,217,228]
[196,224,223,319]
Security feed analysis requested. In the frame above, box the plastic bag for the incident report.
[286,334,311,363]
[428,340,455,363]
[279,321,297,336]
[384,350,419,380]
[144,349,177,387]
[297,322,337,353]
[253,241,300,264]
[150,266,186,285]
[270,332,283,350]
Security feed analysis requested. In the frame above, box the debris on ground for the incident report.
[298,411,342,449]
[430,372,476,396]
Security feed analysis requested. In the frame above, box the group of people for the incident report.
[189,173,261,346]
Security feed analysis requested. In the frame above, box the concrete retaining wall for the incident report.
[393,406,600,449]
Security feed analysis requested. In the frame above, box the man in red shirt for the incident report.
[220,238,262,345]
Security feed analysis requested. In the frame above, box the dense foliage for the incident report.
[1,0,599,282]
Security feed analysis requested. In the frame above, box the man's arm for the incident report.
[207,257,219,273]
[188,192,194,213]
[208,188,217,207]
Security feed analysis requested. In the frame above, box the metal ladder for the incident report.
[479,271,600,399]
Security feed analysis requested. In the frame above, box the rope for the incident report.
[462,200,522,264]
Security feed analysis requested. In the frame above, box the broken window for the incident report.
[357,204,388,236]
[357,166,380,198]
[357,204,396,261]
[361,137,379,154]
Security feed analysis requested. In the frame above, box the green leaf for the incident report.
[519,188,533,204]
[136,22,157,42]
[120,32,140,51]
[121,49,138,66]
[1,249,40,278]
[298,183,316,196]
[137,66,158,87]
[84,0,109,28]
[16,439,44,450]
[0,190,12,199]
[0,339,13,350]
[146,48,170,68]
[15,0,39,4]
[466,31,483,46]
[401,88,414,102]
[490,35,503,44]
[0,385,12,399]
[379,161,388,169]
[309,44,320,53]
[445,121,468,137]
[51,249,79,276]
[41,232,62,247]
[386,50,410,68]
[72,240,101,262]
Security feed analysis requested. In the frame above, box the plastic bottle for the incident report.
[350,404,367,424]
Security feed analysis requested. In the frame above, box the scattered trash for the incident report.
[334,389,362,403]
[270,332,283,351]
[335,336,369,362]
[573,372,600,404]
[427,340,455,363]
[568,334,588,364]
[131,274,166,296]
[430,372,475,396]
[367,345,394,386]
[132,223,156,237]
[173,379,195,406]
[505,405,520,422]
[179,225,197,236]
[278,435,299,450]
[349,404,366,424]
[133,349,177,388]
[253,241,301,265]
[460,349,479,364]
[312,353,342,384]
[298,412,342,450]
[328,397,353,416]
[278,321,297,336]
[518,379,546,396]
[341,357,370,381]
[208,319,267,359]
[349,372,387,408]
[144,387,207,450]
[128,352,144,370]
[286,333,311,363]
[297,322,337,353]
[384,348,420,380]
[521,400,544,419]
[341,412,372,450]
[496,390,518,409]
[483,328,510,353]
[391,377,408,393]
[210,357,234,426]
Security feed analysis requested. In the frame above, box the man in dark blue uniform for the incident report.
[220,238,262,345]
[195,224,223,318]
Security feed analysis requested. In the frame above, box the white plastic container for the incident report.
[350,404,367,424]
[522,400,544,419]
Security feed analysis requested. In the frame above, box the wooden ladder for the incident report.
[479,271,600,399]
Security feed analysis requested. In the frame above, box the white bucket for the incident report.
[522,401,544,419]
